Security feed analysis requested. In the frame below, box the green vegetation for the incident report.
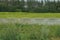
[0,12,60,18]
[0,23,60,40]
[0,0,60,12]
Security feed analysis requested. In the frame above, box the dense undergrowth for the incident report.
[0,23,60,40]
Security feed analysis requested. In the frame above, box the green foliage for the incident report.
[0,23,60,40]
[0,23,21,40]
[0,1,60,12]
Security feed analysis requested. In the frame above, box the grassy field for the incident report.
[0,23,60,40]
[0,12,60,40]
[0,12,60,18]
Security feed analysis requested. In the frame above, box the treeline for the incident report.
[0,0,60,12]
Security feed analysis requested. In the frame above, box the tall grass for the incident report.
[0,23,60,40]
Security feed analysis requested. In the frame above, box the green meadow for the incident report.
[0,23,60,40]
[0,12,60,40]
[0,12,60,18]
